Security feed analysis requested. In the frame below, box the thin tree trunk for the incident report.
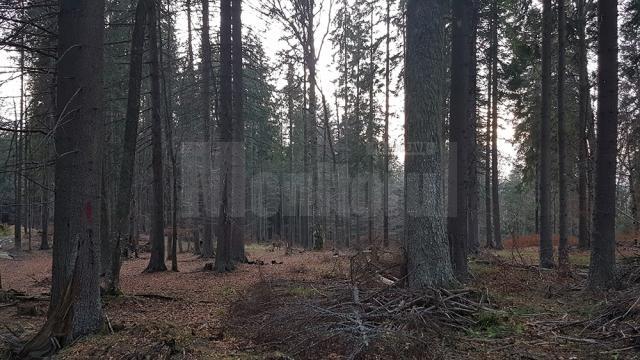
[383,0,391,248]
[109,0,147,292]
[200,0,215,259]
[468,2,480,254]
[588,0,618,289]
[539,0,555,268]
[557,0,569,268]
[576,0,590,250]
[490,0,502,250]
[484,35,494,249]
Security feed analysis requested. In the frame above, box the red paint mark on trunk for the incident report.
[85,201,93,223]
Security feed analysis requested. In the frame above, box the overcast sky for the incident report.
[0,0,516,175]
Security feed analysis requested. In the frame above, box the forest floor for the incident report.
[2,240,640,359]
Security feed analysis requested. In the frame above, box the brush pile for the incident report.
[230,250,493,358]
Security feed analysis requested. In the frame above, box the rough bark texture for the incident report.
[50,0,104,339]
[539,0,555,269]
[110,0,147,292]
[215,0,235,273]
[557,0,569,268]
[576,0,591,250]
[490,0,502,250]
[145,0,167,273]
[383,0,391,248]
[447,0,474,280]
[588,0,618,289]
[200,0,215,259]
[468,3,480,254]
[405,0,457,289]
[231,0,247,263]
[484,32,494,249]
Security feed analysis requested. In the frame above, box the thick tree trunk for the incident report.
[405,0,457,289]
[49,0,104,339]
[588,0,618,289]
[539,0,555,268]
[231,0,247,263]
[576,0,591,250]
[145,0,167,273]
[557,0,569,268]
[109,0,147,292]
[215,0,235,272]
[447,0,474,280]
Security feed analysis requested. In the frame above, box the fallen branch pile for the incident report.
[230,278,493,358]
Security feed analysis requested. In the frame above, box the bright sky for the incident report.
[0,0,517,176]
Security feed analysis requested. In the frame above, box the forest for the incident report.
[0,0,638,358]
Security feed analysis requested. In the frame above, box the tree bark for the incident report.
[383,0,391,248]
[215,0,235,272]
[144,0,167,273]
[405,0,457,289]
[200,0,215,259]
[588,0,618,289]
[231,0,247,263]
[576,0,591,250]
[539,0,555,268]
[484,30,494,249]
[490,0,502,250]
[447,0,474,280]
[468,2,480,254]
[50,0,104,339]
[109,0,147,292]
[557,0,569,268]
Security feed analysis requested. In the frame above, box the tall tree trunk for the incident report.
[576,0,591,250]
[484,36,494,249]
[200,0,215,259]
[109,0,147,293]
[383,0,391,248]
[367,10,375,247]
[557,0,569,268]
[159,1,179,271]
[447,0,474,280]
[468,2,480,254]
[215,0,235,272]
[307,0,320,250]
[588,0,618,289]
[14,40,24,254]
[405,0,457,289]
[490,0,502,250]
[231,0,247,262]
[145,0,167,273]
[539,0,555,268]
[49,0,105,340]
[40,166,50,250]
